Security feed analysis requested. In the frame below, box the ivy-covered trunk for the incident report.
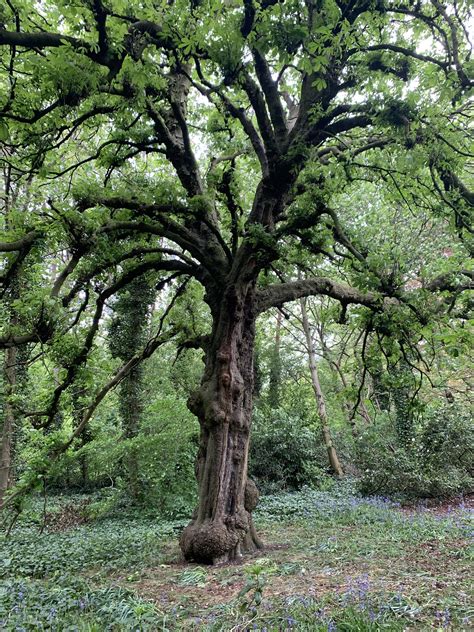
[109,277,154,503]
[119,365,144,502]
[0,346,16,508]
[390,360,415,446]
[181,281,263,564]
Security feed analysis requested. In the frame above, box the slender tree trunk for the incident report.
[0,346,17,508]
[300,299,344,477]
[369,360,390,412]
[268,311,282,408]
[320,344,358,437]
[181,281,263,564]
[71,386,91,489]
[358,396,372,425]
[316,329,371,435]
[0,160,19,508]
[390,359,415,446]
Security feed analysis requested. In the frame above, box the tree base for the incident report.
[180,479,264,564]
[180,515,264,565]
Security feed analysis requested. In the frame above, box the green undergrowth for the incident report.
[0,484,472,630]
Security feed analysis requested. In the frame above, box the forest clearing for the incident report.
[0,0,473,629]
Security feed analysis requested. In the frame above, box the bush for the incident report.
[355,404,473,498]
[47,395,198,519]
[249,406,333,493]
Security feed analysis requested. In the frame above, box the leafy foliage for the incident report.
[0,0,472,594]
[356,404,474,498]
[250,406,331,493]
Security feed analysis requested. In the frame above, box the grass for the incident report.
[0,483,472,630]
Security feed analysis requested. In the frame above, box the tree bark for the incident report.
[390,359,415,446]
[0,346,17,508]
[109,276,153,503]
[180,281,263,564]
[300,299,344,477]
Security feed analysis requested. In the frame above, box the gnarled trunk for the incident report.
[180,281,263,564]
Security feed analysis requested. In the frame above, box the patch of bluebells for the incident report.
[341,574,413,625]
[256,484,474,546]
[398,506,474,542]
[343,573,371,611]
[435,608,451,630]
[0,578,158,630]
[280,597,339,631]
[255,485,402,525]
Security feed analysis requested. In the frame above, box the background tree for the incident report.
[108,276,155,503]
[300,296,344,476]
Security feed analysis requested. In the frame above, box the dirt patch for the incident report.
[401,494,474,516]
[138,578,245,609]
[44,499,90,532]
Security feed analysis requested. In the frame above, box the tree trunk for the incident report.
[180,281,263,564]
[369,359,390,412]
[358,396,372,425]
[71,385,91,489]
[300,299,344,477]
[390,359,415,446]
[0,346,17,508]
[317,335,359,437]
[268,311,282,408]
[108,276,153,503]
[120,366,143,502]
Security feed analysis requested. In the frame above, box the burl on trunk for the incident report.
[180,281,263,564]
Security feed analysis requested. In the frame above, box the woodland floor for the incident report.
[0,483,472,631]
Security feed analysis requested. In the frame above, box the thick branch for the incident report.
[252,47,288,144]
[425,269,474,293]
[0,230,40,252]
[0,28,119,70]
[256,278,389,313]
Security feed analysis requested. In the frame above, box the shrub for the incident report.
[249,406,332,492]
[355,403,473,498]
[47,395,198,519]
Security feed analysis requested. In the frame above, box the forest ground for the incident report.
[0,483,472,631]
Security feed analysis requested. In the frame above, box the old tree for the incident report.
[0,0,472,563]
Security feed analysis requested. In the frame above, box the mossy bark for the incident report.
[120,366,143,502]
